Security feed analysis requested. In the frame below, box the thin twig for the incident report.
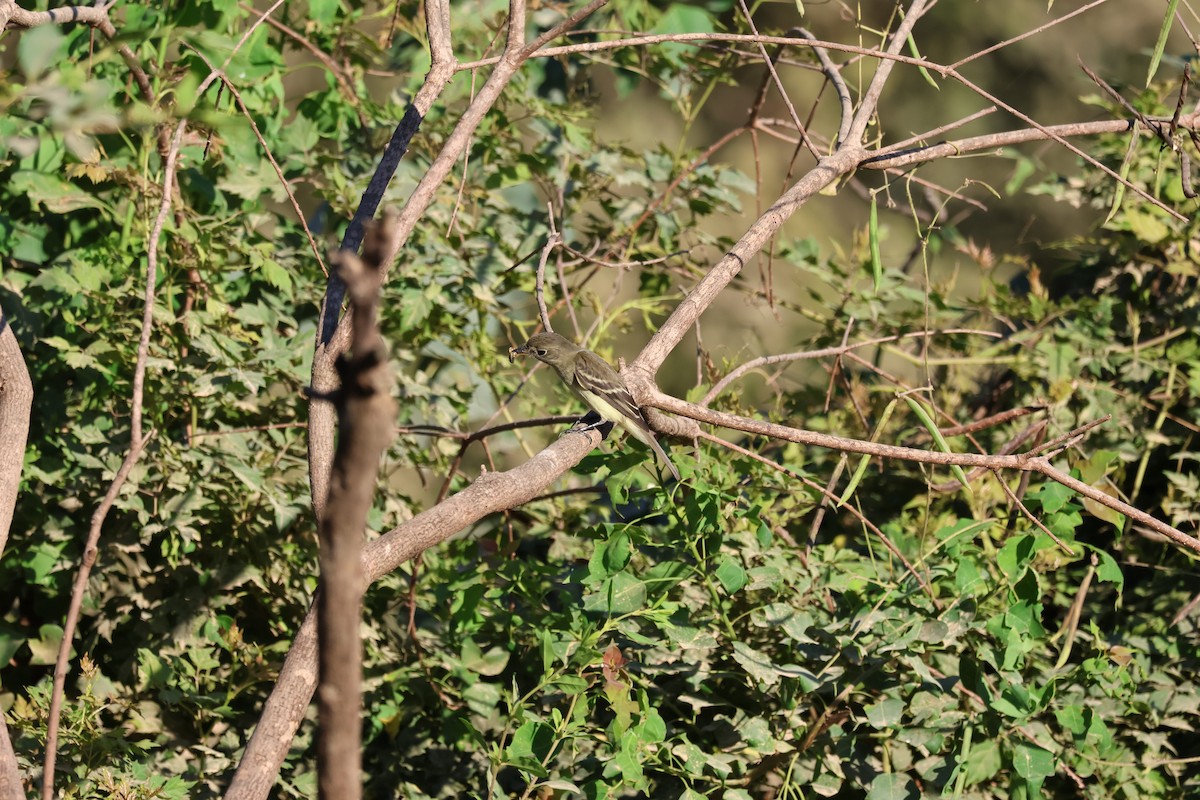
[996,471,1075,555]
[736,2,818,158]
[41,103,197,798]
[798,28,853,147]
[702,329,1000,405]
[535,227,563,332]
[182,43,327,276]
[650,390,1200,555]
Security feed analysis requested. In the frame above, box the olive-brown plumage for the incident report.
[511,332,680,481]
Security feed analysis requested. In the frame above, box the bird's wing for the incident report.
[573,349,681,481]
[571,350,648,427]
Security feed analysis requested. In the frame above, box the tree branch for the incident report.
[225,429,601,799]
[316,215,398,800]
[645,390,1200,554]
[41,114,188,800]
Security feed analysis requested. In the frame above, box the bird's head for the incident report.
[508,331,577,369]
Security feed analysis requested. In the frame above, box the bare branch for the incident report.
[316,215,398,800]
[535,228,563,332]
[798,28,854,147]
[949,0,1113,70]
[309,0,457,521]
[308,1,608,521]
[646,390,1200,554]
[41,110,189,798]
[182,43,327,277]
[845,0,933,145]
[701,329,1000,405]
[736,3,818,158]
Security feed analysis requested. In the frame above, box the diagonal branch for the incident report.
[41,114,188,799]
[644,390,1200,555]
[308,0,608,519]
[308,0,457,521]
[225,426,603,799]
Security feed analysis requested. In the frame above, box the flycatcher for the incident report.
[510,331,681,481]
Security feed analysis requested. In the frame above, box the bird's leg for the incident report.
[569,411,614,439]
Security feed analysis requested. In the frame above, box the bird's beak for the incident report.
[508,343,531,364]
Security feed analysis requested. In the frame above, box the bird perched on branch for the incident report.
[510,331,680,481]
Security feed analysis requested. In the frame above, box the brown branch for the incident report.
[308,0,608,520]
[798,27,853,147]
[997,470,1075,555]
[41,111,190,798]
[41,432,154,800]
[2,1,111,29]
[455,31,937,73]
[242,2,614,794]
[930,420,1047,493]
[701,329,1000,405]
[534,229,562,331]
[0,311,32,561]
[632,148,860,376]
[881,105,999,154]
[241,2,366,120]
[182,43,328,277]
[645,390,1200,554]
[316,215,398,800]
[864,112,1200,171]
[844,0,933,146]
[948,0,1113,70]
[225,427,604,799]
[308,0,456,522]
[735,3,818,159]
[938,406,1044,437]
[40,5,283,788]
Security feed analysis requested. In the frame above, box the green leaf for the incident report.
[583,572,646,615]
[308,0,342,26]
[506,721,554,776]
[17,24,64,79]
[10,171,107,213]
[28,624,67,665]
[866,773,916,800]
[1145,0,1181,86]
[865,698,905,729]
[713,555,747,594]
[1010,743,1055,784]
[962,737,1002,785]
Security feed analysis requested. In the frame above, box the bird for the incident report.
[509,331,681,481]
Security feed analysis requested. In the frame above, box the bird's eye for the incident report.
[536,349,547,357]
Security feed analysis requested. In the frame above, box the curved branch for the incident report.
[798,27,853,147]
[308,0,457,521]
[645,390,1200,555]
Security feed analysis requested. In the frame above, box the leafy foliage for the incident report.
[1,1,1198,798]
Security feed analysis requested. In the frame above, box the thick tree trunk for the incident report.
[0,307,34,800]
